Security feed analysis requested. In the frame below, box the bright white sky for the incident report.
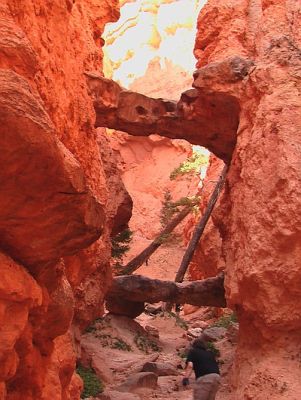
[103,0,207,87]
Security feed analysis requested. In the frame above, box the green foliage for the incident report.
[134,334,161,354]
[173,196,199,208]
[85,318,132,352]
[170,151,208,180]
[84,317,104,334]
[160,311,188,331]
[94,333,132,352]
[160,191,199,230]
[111,338,132,351]
[111,228,133,273]
[111,228,133,259]
[95,333,111,347]
[212,312,238,328]
[76,365,103,399]
[85,325,96,333]
[205,342,220,358]
[160,190,176,228]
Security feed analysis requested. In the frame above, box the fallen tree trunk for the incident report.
[175,163,228,283]
[162,164,228,312]
[119,205,192,275]
[106,274,226,316]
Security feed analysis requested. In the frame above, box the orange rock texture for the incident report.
[102,0,202,248]
[0,1,130,398]
[192,0,301,398]
[185,156,225,280]
[109,133,197,239]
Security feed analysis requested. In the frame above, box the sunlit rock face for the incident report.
[109,133,199,239]
[93,2,240,257]
[0,1,127,398]
[192,0,301,398]
[102,0,205,246]
[103,0,206,90]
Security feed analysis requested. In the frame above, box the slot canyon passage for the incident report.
[0,0,301,399]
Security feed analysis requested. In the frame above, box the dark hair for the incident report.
[192,338,206,350]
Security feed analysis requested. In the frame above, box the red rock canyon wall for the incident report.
[193,1,301,399]
[0,1,129,399]
[2,0,301,399]
[89,0,301,398]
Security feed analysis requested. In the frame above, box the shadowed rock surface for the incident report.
[0,1,121,398]
[85,57,253,162]
[0,69,104,269]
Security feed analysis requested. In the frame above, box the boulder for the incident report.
[201,327,227,342]
[106,298,145,319]
[141,362,178,376]
[0,69,104,269]
[116,372,158,392]
[187,328,203,338]
[145,303,163,315]
[144,325,160,339]
[226,323,239,344]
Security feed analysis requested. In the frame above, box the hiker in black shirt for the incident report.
[182,338,221,400]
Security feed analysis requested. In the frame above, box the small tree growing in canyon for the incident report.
[119,196,199,275]
[160,190,176,228]
[160,190,200,227]
[111,228,133,274]
[160,190,199,244]
[169,150,208,180]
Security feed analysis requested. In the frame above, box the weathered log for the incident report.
[174,164,228,283]
[120,205,192,275]
[105,274,226,310]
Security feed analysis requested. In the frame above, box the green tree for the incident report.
[111,228,133,273]
[170,151,208,180]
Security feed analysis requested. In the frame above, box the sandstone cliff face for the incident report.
[88,0,301,398]
[193,1,301,398]
[109,133,198,239]
[0,1,127,398]
[102,0,202,257]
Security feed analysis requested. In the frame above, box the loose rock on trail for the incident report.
[80,307,238,400]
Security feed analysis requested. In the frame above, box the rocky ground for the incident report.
[80,217,237,400]
[79,306,238,400]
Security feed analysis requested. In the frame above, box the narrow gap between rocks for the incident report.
[79,1,238,399]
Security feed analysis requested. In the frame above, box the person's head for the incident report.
[192,338,206,350]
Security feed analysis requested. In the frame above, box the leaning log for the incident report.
[163,165,228,312]
[175,164,228,283]
[120,205,192,275]
[105,274,226,317]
